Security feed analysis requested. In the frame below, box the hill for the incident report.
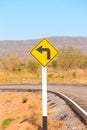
[0,36,87,58]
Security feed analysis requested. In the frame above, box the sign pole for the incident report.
[30,38,59,130]
[42,66,47,130]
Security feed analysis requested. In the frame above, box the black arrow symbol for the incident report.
[36,46,51,60]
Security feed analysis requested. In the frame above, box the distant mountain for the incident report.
[0,36,87,58]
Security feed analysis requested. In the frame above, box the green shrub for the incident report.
[33,114,40,121]
[81,60,87,68]
[48,74,53,78]
[60,75,64,79]
[1,118,15,129]
[72,72,76,78]
[27,61,39,73]
[52,60,58,69]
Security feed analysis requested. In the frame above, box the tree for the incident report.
[2,56,21,72]
[58,46,84,69]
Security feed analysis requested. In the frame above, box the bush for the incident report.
[51,60,58,69]
[27,61,39,73]
[1,118,15,129]
[72,72,76,78]
[58,46,85,69]
[1,56,21,72]
[80,60,87,68]
[48,74,53,78]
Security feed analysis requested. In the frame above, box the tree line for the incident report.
[52,46,87,69]
[0,46,87,73]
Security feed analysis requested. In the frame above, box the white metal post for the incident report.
[42,66,47,130]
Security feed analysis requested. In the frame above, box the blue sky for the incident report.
[0,0,87,40]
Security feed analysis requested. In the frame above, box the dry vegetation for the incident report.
[0,92,64,130]
[0,46,87,84]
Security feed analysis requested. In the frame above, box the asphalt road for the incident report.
[0,84,87,111]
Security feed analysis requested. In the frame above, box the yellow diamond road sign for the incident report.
[30,38,59,67]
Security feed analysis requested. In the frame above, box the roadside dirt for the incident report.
[0,92,63,130]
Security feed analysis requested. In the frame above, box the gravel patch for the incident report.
[48,92,87,130]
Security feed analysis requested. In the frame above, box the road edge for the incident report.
[48,90,87,124]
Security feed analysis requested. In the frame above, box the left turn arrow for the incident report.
[36,46,51,60]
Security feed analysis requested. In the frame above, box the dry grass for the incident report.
[47,68,87,84]
[0,92,64,130]
[0,71,41,84]
[0,68,87,84]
